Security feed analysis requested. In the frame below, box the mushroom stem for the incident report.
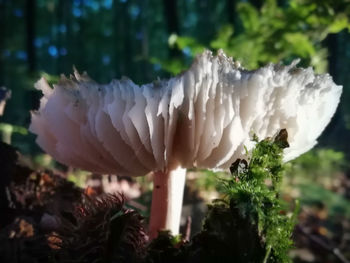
[149,166,186,240]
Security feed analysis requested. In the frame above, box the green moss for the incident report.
[223,129,298,262]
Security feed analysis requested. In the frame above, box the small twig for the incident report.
[296,224,350,263]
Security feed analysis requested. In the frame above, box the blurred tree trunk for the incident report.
[196,0,214,44]
[140,0,149,59]
[250,0,263,9]
[226,0,242,35]
[325,34,338,79]
[25,0,39,113]
[113,1,121,77]
[162,0,179,35]
[113,1,132,76]
[122,1,132,77]
[140,0,151,81]
[26,0,36,73]
[320,33,348,154]
[162,0,180,58]
[64,1,73,73]
[57,0,64,73]
[0,1,6,84]
[76,3,87,70]
[132,0,149,82]
[226,0,236,25]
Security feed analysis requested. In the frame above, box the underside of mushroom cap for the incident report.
[30,50,342,176]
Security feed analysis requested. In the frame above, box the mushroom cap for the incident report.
[30,50,342,176]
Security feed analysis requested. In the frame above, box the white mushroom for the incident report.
[30,50,342,239]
